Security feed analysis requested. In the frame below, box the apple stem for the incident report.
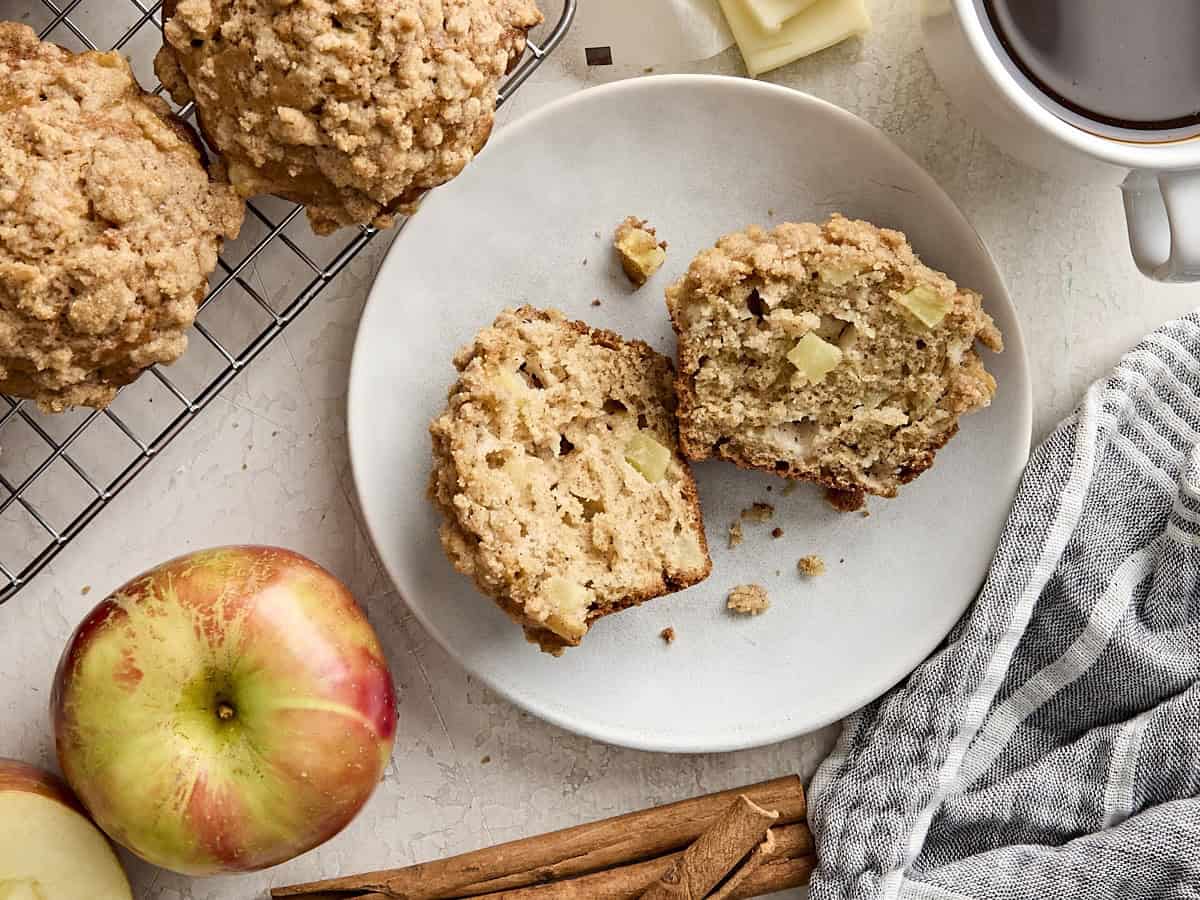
[216,701,236,721]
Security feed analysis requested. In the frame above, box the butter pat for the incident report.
[743,0,820,31]
[719,0,872,77]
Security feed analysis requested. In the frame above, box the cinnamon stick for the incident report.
[639,797,778,900]
[710,828,784,900]
[272,776,806,899]
[286,826,814,900]
[722,856,816,899]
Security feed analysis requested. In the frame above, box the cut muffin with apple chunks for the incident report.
[429,307,712,654]
[666,215,1003,510]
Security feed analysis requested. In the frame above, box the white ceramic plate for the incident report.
[349,75,1032,753]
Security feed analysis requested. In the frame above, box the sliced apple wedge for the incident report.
[0,760,131,900]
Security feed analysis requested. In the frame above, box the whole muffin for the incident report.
[666,215,1003,511]
[0,23,244,413]
[155,0,544,235]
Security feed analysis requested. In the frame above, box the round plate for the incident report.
[349,75,1032,753]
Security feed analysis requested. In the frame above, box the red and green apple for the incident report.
[51,546,397,876]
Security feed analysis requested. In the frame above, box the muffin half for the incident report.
[430,307,711,653]
[666,214,1002,510]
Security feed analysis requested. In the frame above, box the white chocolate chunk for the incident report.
[719,0,872,77]
[742,0,820,31]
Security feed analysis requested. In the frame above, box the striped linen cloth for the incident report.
[807,313,1200,900]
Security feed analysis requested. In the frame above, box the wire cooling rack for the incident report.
[0,0,575,604]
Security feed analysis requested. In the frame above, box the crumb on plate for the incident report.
[614,216,667,287]
[660,626,676,644]
[741,501,775,523]
[798,555,826,577]
[728,520,744,549]
[727,584,770,616]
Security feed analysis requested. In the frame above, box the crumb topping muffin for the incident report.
[666,214,1003,510]
[429,307,711,654]
[155,0,543,234]
[0,23,244,412]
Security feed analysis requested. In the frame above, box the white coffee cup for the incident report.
[920,0,1200,282]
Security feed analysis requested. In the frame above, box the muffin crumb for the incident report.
[727,584,770,616]
[614,217,667,287]
[741,502,775,523]
[798,555,826,577]
[660,626,676,644]
[728,521,744,549]
[771,527,784,539]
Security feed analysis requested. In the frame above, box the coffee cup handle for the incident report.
[1122,170,1200,282]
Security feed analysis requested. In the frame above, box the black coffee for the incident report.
[982,0,1200,133]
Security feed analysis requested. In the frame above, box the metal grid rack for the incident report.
[0,0,575,604]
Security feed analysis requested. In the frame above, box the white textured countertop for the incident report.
[1,2,1197,898]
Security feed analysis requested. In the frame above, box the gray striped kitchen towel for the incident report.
[807,312,1200,900]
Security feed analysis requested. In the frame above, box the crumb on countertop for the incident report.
[591,298,602,307]
[728,520,744,549]
[771,527,784,539]
[727,584,770,616]
[798,555,826,577]
[660,626,676,644]
[861,509,871,517]
[480,755,491,765]
[741,501,775,523]
[782,481,799,497]
[80,585,90,596]
[613,216,667,287]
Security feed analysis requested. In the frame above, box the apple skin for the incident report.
[0,759,83,814]
[51,546,398,876]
